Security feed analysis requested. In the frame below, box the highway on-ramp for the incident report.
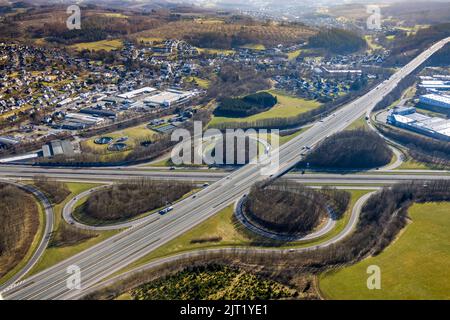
[2,37,449,300]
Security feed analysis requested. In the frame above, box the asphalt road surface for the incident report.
[2,37,449,300]
[0,181,54,293]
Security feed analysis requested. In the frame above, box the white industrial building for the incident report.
[117,87,157,100]
[143,89,196,108]
[387,107,450,141]
[419,80,450,91]
[65,113,105,125]
[419,93,450,109]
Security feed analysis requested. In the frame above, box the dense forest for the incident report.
[84,179,194,221]
[244,181,350,235]
[0,183,39,278]
[131,265,297,300]
[213,92,277,118]
[308,28,367,55]
[301,129,393,169]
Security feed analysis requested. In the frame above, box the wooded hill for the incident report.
[308,28,367,55]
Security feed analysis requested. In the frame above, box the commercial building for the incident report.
[387,107,450,141]
[419,80,450,91]
[143,89,196,108]
[79,108,117,119]
[419,93,450,110]
[321,66,362,78]
[117,87,157,100]
[65,113,105,125]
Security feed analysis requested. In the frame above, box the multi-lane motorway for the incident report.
[1,37,449,300]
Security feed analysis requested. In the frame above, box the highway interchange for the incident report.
[0,37,449,300]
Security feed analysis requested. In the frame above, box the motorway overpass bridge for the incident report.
[1,37,449,300]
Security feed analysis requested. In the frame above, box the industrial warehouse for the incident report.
[387,106,450,141]
[419,93,450,110]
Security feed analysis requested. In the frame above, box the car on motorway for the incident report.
[202,183,209,187]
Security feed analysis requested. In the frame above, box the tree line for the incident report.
[384,23,450,67]
[376,123,450,168]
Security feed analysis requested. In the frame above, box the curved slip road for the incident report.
[0,180,54,294]
[62,185,182,231]
[234,195,337,242]
[2,37,449,300]
[73,190,375,300]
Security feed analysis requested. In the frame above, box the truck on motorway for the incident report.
[159,206,174,215]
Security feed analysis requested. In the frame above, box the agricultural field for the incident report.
[208,90,321,127]
[319,202,450,300]
[70,39,124,52]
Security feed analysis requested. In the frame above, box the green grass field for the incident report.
[319,202,450,300]
[345,116,369,131]
[208,90,321,127]
[364,35,383,53]
[196,48,235,55]
[27,182,120,276]
[80,123,156,158]
[70,39,123,52]
[397,159,433,170]
[184,76,210,89]
[240,43,266,51]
